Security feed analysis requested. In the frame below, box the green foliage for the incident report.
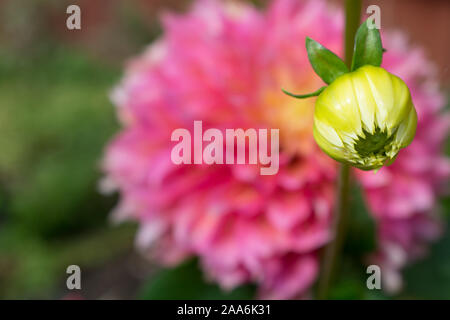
[344,183,377,255]
[328,258,387,300]
[0,223,136,299]
[305,37,349,84]
[401,219,450,299]
[0,227,56,298]
[139,259,256,300]
[0,49,119,238]
[351,20,383,71]
[0,48,136,298]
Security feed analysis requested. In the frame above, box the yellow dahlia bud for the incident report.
[313,65,417,170]
[283,20,418,171]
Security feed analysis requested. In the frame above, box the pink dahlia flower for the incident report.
[102,0,449,298]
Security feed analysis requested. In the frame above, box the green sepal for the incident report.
[282,86,326,99]
[305,37,349,85]
[351,20,383,71]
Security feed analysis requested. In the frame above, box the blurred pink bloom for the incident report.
[103,0,449,298]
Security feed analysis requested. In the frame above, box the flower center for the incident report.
[354,127,395,158]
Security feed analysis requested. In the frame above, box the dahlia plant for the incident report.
[284,21,417,171]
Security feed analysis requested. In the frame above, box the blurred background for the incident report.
[0,0,448,299]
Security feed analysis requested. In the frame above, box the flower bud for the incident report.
[313,65,417,170]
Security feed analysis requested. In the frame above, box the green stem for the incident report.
[316,0,361,300]
[344,0,363,67]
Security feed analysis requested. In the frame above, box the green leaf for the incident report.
[305,37,349,84]
[282,86,326,99]
[139,259,256,300]
[351,20,383,71]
